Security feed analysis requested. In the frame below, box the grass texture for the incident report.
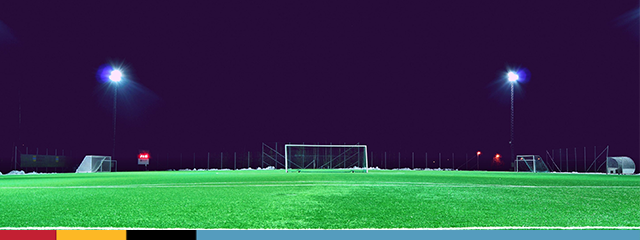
[0,170,638,229]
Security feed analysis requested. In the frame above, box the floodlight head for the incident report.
[109,70,123,82]
[477,151,481,156]
[507,71,519,82]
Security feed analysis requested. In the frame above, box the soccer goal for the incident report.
[514,155,549,173]
[284,144,368,173]
[75,155,116,173]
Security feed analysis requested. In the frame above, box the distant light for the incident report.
[477,151,481,156]
[493,154,503,165]
[138,153,149,160]
[109,70,123,82]
[507,71,519,82]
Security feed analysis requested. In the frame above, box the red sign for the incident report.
[138,150,150,166]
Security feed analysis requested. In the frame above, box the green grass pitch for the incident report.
[0,170,638,229]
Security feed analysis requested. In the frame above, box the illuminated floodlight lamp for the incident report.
[507,71,519,82]
[109,70,123,82]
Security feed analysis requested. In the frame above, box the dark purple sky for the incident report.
[0,1,638,172]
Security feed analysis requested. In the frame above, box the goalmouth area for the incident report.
[0,170,638,229]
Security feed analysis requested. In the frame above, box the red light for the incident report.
[493,153,503,165]
[477,151,481,155]
[138,153,149,160]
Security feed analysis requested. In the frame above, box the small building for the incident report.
[606,156,636,175]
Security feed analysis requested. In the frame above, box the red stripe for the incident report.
[0,230,57,240]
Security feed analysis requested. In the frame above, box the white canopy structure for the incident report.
[606,156,635,175]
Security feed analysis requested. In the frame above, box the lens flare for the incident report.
[614,5,639,39]
[488,65,531,105]
[94,61,161,122]
[505,66,530,84]
[96,61,128,83]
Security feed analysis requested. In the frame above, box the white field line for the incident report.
[0,226,639,230]
[0,181,639,189]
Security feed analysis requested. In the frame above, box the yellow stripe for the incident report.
[57,230,126,240]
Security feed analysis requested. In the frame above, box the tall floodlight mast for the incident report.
[507,71,519,166]
[109,69,123,159]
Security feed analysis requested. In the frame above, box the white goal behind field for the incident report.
[284,144,368,173]
[76,155,115,173]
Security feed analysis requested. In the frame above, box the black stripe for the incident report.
[126,230,196,240]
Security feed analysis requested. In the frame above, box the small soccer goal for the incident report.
[75,155,116,173]
[514,155,549,173]
[284,144,368,173]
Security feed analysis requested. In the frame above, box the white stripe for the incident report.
[1,181,638,189]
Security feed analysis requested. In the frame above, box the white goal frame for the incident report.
[75,155,116,173]
[514,155,549,173]
[284,144,368,173]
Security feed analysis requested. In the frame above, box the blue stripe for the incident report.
[196,230,640,240]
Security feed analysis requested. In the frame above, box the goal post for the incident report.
[284,144,368,173]
[75,155,115,173]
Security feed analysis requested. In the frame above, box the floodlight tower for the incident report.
[507,71,519,166]
[109,69,123,159]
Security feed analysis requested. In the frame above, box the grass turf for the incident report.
[0,170,638,229]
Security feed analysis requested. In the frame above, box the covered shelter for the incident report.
[606,157,635,175]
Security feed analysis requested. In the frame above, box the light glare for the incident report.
[109,70,123,82]
[507,72,519,82]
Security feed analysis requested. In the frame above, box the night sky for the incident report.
[0,1,638,172]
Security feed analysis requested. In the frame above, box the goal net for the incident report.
[514,155,549,173]
[76,155,114,173]
[284,144,368,173]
